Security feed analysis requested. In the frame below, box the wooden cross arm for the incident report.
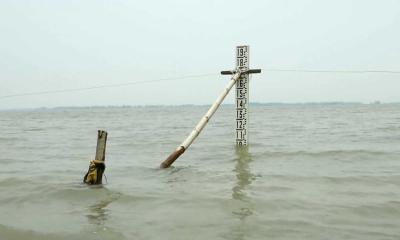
[221,69,262,75]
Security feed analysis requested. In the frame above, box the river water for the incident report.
[0,104,399,239]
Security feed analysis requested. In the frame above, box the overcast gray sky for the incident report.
[0,0,399,109]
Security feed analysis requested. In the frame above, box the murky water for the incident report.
[1,104,399,239]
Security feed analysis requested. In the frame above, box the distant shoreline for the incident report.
[1,102,399,111]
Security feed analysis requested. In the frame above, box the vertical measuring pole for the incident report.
[222,46,260,147]
[236,46,250,146]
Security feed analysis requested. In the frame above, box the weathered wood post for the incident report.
[222,45,261,146]
[95,130,107,163]
[83,130,107,184]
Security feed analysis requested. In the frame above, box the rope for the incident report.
[103,174,108,184]
[91,159,105,164]
[1,68,399,100]
[0,73,218,100]
[262,69,400,74]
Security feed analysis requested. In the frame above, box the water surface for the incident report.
[1,104,399,239]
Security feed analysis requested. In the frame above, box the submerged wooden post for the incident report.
[83,130,107,184]
[160,71,243,168]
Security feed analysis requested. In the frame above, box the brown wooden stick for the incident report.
[160,146,185,168]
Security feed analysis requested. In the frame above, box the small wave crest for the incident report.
[256,149,394,160]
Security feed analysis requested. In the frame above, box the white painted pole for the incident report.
[160,71,242,168]
[235,45,250,146]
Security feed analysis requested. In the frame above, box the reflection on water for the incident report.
[232,147,255,202]
[86,188,120,226]
[231,146,256,239]
[87,199,111,226]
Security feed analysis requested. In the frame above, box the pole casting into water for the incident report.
[160,71,242,168]
[160,45,261,168]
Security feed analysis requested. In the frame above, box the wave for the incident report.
[0,224,71,240]
[0,224,126,240]
[255,149,397,159]
[0,178,122,204]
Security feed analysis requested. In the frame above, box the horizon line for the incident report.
[1,101,398,111]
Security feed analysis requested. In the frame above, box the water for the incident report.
[1,104,399,240]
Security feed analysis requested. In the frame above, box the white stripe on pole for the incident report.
[235,45,249,146]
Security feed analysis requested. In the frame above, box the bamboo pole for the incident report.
[160,70,242,168]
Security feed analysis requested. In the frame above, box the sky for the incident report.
[0,0,399,109]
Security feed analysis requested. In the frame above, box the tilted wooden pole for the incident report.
[160,71,242,168]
